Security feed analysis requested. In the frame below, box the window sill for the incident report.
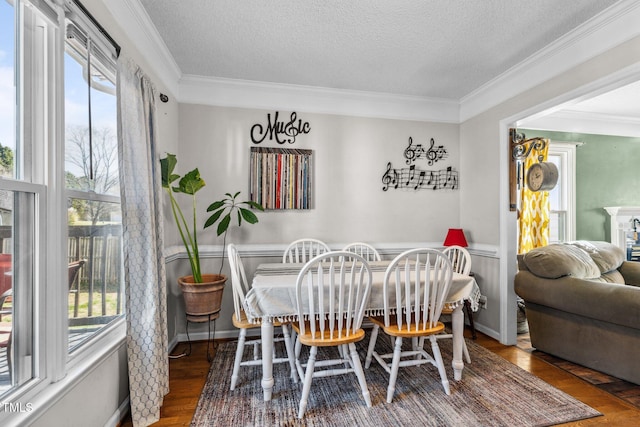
[0,319,126,427]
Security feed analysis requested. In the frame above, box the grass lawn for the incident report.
[0,292,123,323]
[69,291,123,318]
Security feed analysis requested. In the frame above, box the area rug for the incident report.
[191,335,601,426]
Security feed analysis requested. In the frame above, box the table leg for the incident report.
[261,320,274,401]
[451,305,464,381]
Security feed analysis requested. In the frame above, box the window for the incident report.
[0,0,123,404]
[0,0,15,180]
[548,142,577,243]
[0,0,55,399]
[64,13,123,352]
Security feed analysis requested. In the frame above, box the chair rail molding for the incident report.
[164,242,499,263]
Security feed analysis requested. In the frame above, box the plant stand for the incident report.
[184,312,219,362]
[174,274,226,362]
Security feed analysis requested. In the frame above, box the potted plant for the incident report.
[204,191,263,275]
[160,153,263,322]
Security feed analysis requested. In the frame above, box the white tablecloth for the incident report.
[245,261,481,322]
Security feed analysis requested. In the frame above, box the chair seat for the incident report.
[231,309,287,329]
[369,315,445,338]
[293,321,365,347]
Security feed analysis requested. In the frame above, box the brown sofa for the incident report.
[515,241,640,385]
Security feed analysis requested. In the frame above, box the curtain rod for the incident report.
[72,0,121,58]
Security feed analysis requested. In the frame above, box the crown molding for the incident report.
[519,109,640,138]
[178,75,460,123]
[103,0,181,96]
[460,0,640,122]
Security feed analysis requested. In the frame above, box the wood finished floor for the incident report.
[119,331,640,426]
[517,333,640,410]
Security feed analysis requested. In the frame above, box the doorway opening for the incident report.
[499,71,640,345]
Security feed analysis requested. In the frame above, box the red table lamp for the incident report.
[443,228,468,247]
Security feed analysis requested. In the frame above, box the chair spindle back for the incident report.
[283,238,331,263]
[295,251,372,339]
[383,248,453,331]
[228,243,250,322]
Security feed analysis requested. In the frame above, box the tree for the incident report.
[65,125,119,225]
[0,143,14,177]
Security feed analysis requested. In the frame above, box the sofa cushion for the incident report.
[568,240,625,274]
[522,244,600,279]
[597,270,626,284]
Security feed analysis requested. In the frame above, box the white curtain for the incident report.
[117,55,169,426]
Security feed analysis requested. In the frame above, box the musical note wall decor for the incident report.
[250,111,311,144]
[250,147,313,209]
[382,163,458,191]
[382,136,458,191]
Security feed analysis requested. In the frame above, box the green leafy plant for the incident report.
[205,191,264,274]
[160,153,264,281]
[160,153,206,282]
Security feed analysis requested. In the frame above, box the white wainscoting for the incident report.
[166,242,501,348]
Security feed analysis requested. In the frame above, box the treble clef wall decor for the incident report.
[403,137,448,165]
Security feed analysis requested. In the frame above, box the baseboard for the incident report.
[171,320,497,348]
[107,397,130,427]
[473,323,500,341]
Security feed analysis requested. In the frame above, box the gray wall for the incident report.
[521,129,640,242]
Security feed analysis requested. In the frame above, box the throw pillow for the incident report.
[522,244,600,279]
[568,240,625,274]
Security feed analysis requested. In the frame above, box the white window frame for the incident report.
[61,0,125,360]
[548,142,578,242]
[0,1,126,418]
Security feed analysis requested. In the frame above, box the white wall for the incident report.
[28,343,129,427]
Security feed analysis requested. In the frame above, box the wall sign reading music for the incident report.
[250,111,311,145]
[381,137,459,191]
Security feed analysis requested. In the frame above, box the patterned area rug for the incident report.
[191,335,601,426]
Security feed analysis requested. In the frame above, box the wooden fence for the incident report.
[68,224,123,321]
[0,224,124,324]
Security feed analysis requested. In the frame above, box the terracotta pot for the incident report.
[178,274,227,322]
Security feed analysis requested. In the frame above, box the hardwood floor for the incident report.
[119,332,640,426]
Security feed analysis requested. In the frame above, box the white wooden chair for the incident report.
[227,244,297,390]
[435,245,473,363]
[293,251,373,418]
[283,238,331,263]
[443,245,471,275]
[342,242,382,262]
[365,248,453,402]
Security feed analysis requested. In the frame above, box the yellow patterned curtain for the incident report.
[518,139,550,254]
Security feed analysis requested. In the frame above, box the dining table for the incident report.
[244,260,481,401]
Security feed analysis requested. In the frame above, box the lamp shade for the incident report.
[443,228,468,247]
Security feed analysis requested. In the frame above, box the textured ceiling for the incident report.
[139,0,620,100]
